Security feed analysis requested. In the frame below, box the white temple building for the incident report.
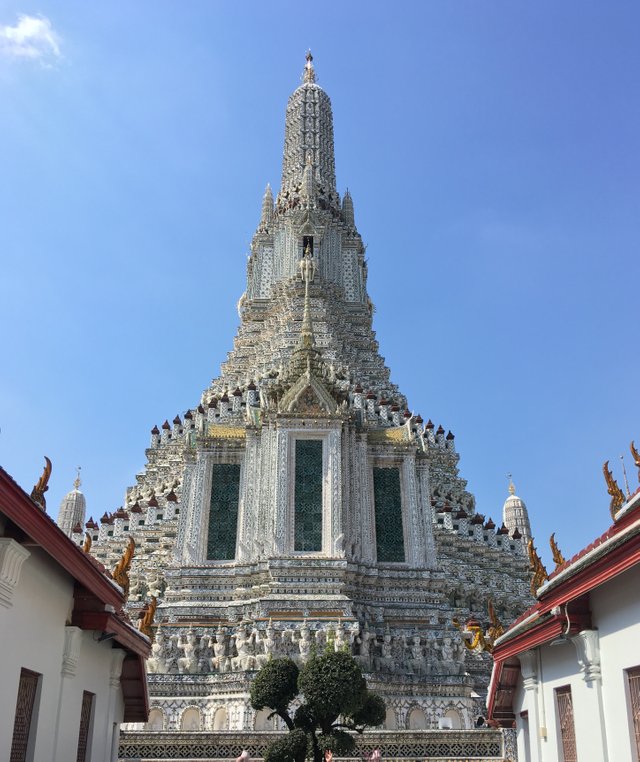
[0,466,149,762]
[488,472,640,762]
[63,53,536,759]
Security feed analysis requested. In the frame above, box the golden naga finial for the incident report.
[30,456,52,510]
[549,532,566,568]
[112,536,135,600]
[138,596,158,640]
[453,599,504,654]
[83,531,92,554]
[603,460,625,519]
[630,441,640,481]
[527,539,548,596]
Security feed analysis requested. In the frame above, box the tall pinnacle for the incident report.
[281,52,337,196]
[259,183,274,230]
[299,244,315,349]
[303,50,316,83]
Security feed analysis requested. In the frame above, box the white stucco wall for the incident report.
[510,563,640,762]
[591,564,640,762]
[0,543,128,762]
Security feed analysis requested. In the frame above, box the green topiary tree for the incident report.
[251,651,385,762]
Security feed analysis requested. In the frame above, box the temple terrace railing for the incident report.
[119,728,515,761]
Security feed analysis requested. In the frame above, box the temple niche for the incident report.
[78,53,533,743]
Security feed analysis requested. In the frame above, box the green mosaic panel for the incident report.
[294,439,323,551]
[207,464,240,560]
[373,467,405,562]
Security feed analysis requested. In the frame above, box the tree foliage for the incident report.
[251,650,385,762]
[250,657,299,729]
[264,728,308,762]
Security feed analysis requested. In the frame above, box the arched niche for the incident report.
[213,706,229,730]
[443,708,462,729]
[181,707,201,731]
[147,708,164,731]
[407,707,427,729]
[384,708,397,730]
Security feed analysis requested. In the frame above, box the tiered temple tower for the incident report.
[82,54,533,737]
[56,469,86,537]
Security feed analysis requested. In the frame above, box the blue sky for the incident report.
[1,2,638,567]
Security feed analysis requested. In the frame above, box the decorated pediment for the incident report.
[279,372,337,415]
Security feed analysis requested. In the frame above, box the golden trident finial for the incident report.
[303,50,316,84]
[507,473,516,496]
[619,454,631,498]
[74,465,82,490]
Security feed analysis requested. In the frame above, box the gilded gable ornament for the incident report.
[603,460,625,519]
[527,539,548,595]
[112,536,135,600]
[138,596,158,640]
[549,532,566,568]
[30,456,52,510]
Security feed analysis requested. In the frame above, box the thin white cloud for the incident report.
[0,14,61,64]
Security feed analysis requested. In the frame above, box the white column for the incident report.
[237,429,259,561]
[518,650,543,762]
[174,452,210,565]
[106,649,127,762]
[274,428,289,554]
[356,433,375,562]
[403,454,428,567]
[52,626,83,762]
[571,629,609,762]
[416,457,436,569]
[326,427,343,557]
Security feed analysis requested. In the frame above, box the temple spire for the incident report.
[281,52,336,195]
[299,244,315,349]
[259,183,273,230]
[303,50,316,84]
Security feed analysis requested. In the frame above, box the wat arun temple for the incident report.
[60,54,534,759]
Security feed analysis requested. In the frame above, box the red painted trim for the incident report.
[1,468,149,660]
[487,512,640,724]
[71,610,151,656]
[538,533,640,610]
[0,469,124,607]
[121,654,150,722]
[1,467,150,721]
[495,522,640,655]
